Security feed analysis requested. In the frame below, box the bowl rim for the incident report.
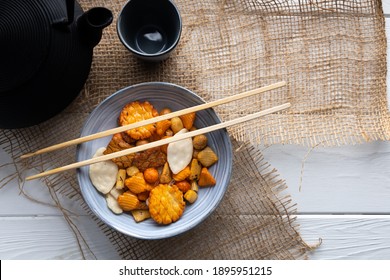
[76,82,233,239]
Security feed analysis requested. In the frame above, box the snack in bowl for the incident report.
[88,101,219,225]
[77,82,232,239]
[118,101,158,140]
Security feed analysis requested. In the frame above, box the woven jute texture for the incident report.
[0,0,388,259]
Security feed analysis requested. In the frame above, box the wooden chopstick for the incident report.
[25,102,291,181]
[20,81,286,159]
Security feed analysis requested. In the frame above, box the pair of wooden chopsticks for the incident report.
[24,81,290,181]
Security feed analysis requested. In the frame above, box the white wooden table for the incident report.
[1,3,390,260]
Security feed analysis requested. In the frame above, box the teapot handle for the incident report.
[53,0,75,27]
[65,0,75,25]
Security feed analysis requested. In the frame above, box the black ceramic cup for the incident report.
[117,0,182,62]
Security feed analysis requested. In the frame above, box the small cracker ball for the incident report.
[192,134,208,150]
[167,128,193,174]
[143,167,159,184]
[89,147,118,194]
[148,184,185,224]
[119,101,158,140]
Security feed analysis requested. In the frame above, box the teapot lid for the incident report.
[0,1,50,92]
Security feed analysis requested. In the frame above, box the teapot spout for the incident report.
[78,7,113,47]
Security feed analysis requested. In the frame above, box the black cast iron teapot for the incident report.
[0,0,113,128]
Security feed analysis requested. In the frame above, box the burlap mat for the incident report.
[1,0,388,259]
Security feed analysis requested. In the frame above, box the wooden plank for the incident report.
[298,215,390,260]
[262,141,390,214]
[0,147,86,216]
[3,136,390,215]
[0,216,120,260]
[1,215,389,260]
[386,18,390,109]
[383,1,390,15]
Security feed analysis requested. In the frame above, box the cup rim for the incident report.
[116,0,182,59]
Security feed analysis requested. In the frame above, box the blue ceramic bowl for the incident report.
[77,82,232,239]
